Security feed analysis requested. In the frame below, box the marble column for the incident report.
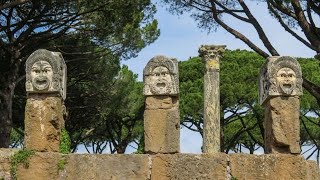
[199,45,226,153]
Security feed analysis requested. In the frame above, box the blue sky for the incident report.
[121,1,317,157]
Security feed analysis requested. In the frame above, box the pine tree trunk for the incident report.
[0,89,13,147]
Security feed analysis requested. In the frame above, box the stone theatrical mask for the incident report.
[276,67,297,95]
[259,56,302,104]
[30,61,53,91]
[26,49,67,99]
[143,56,179,96]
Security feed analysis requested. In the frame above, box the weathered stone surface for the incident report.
[25,95,64,152]
[144,107,180,153]
[62,154,150,180]
[199,45,226,153]
[230,154,320,180]
[17,152,61,180]
[145,96,178,110]
[151,153,229,180]
[26,49,67,99]
[0,149,319,180]
[259,56,302,104]
[143,55,179,96]
[264,96,300,154]
[0,148,18,180]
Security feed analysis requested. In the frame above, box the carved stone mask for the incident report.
[276,67,296,95]
[26,49,67,99]
[143,55,179,96]
[150,66,172,94]
[31,61,53,91]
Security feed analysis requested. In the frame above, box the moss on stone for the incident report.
[59,128,71,154]
[57,158,66,171]
[10,149,35,180]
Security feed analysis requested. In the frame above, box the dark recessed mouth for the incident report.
[36,80,48,86]
[283,84,292,89]
[156,83,166,88]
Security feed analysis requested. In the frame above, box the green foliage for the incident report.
[179,57,205,122]
[298,58,320,111]
[95,65,145,153]
[10,149,35,180]
[135,135,145,154]
[231,176,238,180]
[60,128,71,154]
[57,158,67,171]
[9,128,24,148]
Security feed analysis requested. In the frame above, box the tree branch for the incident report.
[209,1,270,58]
[238,0,279,56]
[267,2,317,51]
[0,0,30,11]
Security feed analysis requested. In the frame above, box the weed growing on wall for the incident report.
[10,149,35,180]
[57,157,67,171]
[60,128,71,154]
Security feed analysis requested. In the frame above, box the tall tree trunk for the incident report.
[0,88,14,147]
[0,50,21,148]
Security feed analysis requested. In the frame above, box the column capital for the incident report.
[198,45,226,61]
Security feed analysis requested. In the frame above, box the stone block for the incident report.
[145,96,178,110]
[0,150,317,180]
[16,152,61,180]
[229,154,320,180]
[0,149,18,180]
[24,95,64,152]
[144,108,180,153]
[151,153,228,180]
[264,96,300,154]
[62,154,150,180]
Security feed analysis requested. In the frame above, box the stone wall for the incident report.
[0,149,318,180]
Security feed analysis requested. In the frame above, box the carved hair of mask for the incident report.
[143,55,179,96]
[26,49,67,99]
[276,67,297,95]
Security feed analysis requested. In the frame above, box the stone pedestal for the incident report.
[24,49,67,152]
[259,56,303,154]
[264,96,300,154]
[24,94,65,152]
[143,56,180,154]
[144,96,180,153]
[199,45,226,153]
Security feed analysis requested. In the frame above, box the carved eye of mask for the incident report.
[31,61,53,91]
[276,68,296,95]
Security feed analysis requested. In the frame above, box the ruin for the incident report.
[143,55,180,154]
[24,49,66,152]
[260,56,303,154]
[0,51,319,180]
